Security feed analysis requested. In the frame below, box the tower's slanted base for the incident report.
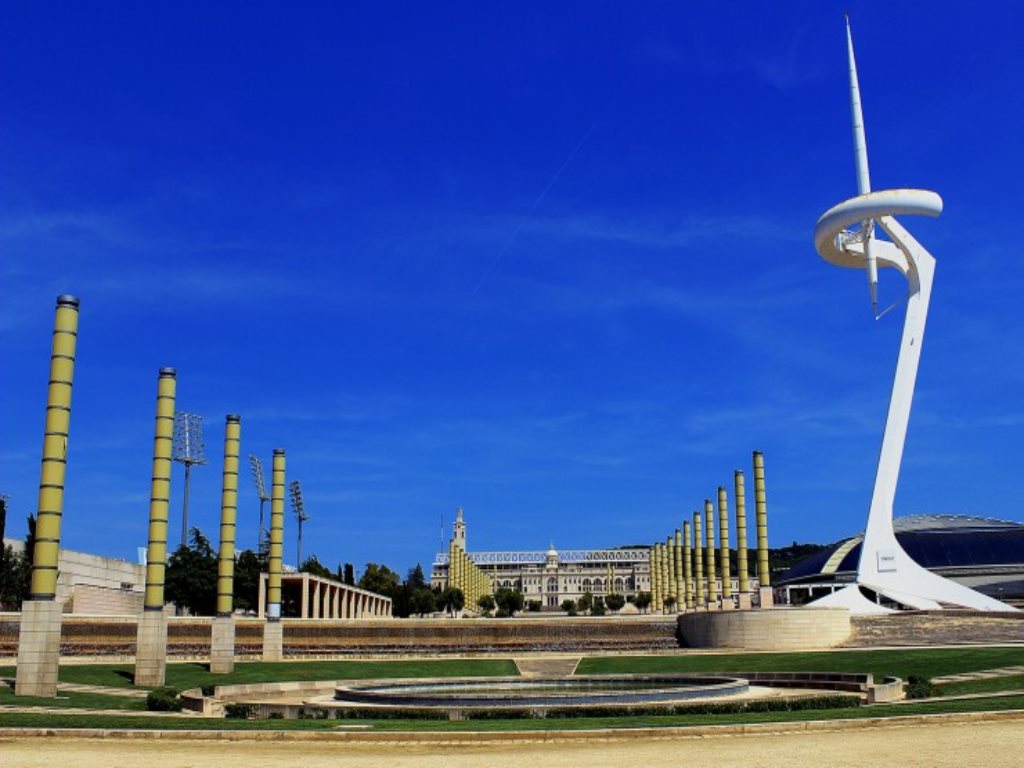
[813,545,1015,616]
[15,600,63,697]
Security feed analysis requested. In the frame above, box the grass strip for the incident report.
[0,685,147,711]
[0,658,518,691]
[576,647,1024,682]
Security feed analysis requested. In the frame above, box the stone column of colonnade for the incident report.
[15,296,80,697]
[704,500,718,610]
[718,487,733,610]
[263,449,286,660]
[134,367,177,687]
[683,521,694,610]
[692,511,704,609]
[735,469,752,609]
[211,415,242,673]
[661,539,671,613]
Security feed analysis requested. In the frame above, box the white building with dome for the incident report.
[429,508,652,608]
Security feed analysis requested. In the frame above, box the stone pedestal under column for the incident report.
[134,610,168,687]
[758,587,775,609]
[721,600,735,611]
[737,593,752,610]
[263,620,283,662]
[15,600,63,697]
[210,616,236,674]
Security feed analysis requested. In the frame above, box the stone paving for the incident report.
[932,665,1024,684]
[513,657,581,677]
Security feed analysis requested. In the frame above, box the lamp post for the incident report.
[172,412,207,548]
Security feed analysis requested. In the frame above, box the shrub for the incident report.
[905,676,936,699]
[145,686,182,712]
[560,599,577,615]
[224,703,254,719]
[268,711,284,719]
[526,599,542,612]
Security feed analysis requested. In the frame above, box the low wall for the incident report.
[0,614,679,658]
[677,607,851,650]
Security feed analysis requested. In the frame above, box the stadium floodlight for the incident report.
[171,412,207,548]
[249,454,270,557]
[289,480,309,567]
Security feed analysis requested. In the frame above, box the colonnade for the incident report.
[256,573,392,619]
[649,451,773,613]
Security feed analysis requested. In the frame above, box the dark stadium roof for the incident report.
[780,515,1024,584]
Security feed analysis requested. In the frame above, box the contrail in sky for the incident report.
[471,101,611,295]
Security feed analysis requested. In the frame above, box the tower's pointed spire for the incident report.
[846,15,878,314]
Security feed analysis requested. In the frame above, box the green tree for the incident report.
[342,563,355,586]
[358,562,401,596]
[439,587,465,616]
[299,555,332,579]
[605,593,626,612]
[590,596,606,616]
[560,599,578,616]
[634,591,652,614]
[663,595,677,613]
[0,509,33,611]
[165,527,217,615]
[232,549,263,613]
[410,586,437,616]
[577,591,594,614]
[494,587,524,617]
[406,564,427,589]
[476,593,495,614]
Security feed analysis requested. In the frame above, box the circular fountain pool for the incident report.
[333,675,748,709]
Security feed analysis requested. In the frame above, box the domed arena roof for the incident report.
[780,515,1024,585]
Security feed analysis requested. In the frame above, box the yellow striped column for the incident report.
[263,449,286,660]
[665,536,675,611]
[682,521,693,610]
[15,295,80,697]
[267,449,286,619]
[692,512,704,608]
[673,529,684,611]
[135,367,177,686]
[704,500,718,608]
[735,470,751,606]
[718,486,732,607]
[211,415,241,674]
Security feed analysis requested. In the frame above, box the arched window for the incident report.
[615,577,624,591]
[594,578,603,592]
[547,577,558,592]
[582,578,592,591]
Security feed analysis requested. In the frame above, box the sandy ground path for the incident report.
[3,717,1024,768]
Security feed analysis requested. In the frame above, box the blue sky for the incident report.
[2,3,1023,576]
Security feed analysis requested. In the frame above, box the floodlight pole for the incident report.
[172,412,207,549]
[289,480,308,568]
[249,454,270,559]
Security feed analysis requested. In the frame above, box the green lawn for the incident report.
[0,685,147,711]
[0,658,518,692]
[576,647,1024,682]
[0,694,1021,733]
[935,674,1024,697]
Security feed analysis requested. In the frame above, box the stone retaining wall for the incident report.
[677,608,852,650]
[0,614,679,658]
